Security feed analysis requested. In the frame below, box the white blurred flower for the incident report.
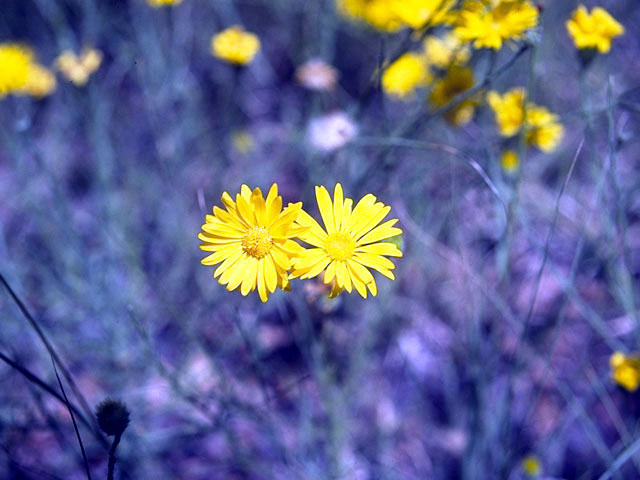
[295,58,339,91]
[306,111,358,152]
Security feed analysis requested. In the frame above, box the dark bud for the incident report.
[96,399,130,436]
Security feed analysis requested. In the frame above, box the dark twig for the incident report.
[107,433,122,480]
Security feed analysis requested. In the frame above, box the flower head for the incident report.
[291,184,403,298]
[295,59,339,92]
[199,184,305,302]
[56,48,102,86]
[423,33,470,69]
[147,0,183,7]
[500,150,519,173]
[521,455,541,477]
[429,66,477,125]
[454,0,539,50]
[382,53,431,100]
[487,88,563,152]
[211,26,261,66]
[610,351,640,392]
[307,111,358,152]
[0,43,34,98]
[96,399,130,437]
[566,5,624,54]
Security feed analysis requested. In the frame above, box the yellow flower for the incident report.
[382,53,430,99]
[389,0,456,30]
[521,455,541,477]
[231,130,255,155]
[56,48,102,86]
[291,184,403,298]
[423,33,470,69]
[566,5,624,54]
[336,0,403,32]
[198,184,306,302]
[211,26,261,66]
[19,63,56,97]
[500,150,519,173]
[610,351,640,392]
[487,88,563,152]
[487,88,525,136]
[429,66,477,125]
[454,0,539,50]
[147,0,182,7]
[0,43,33,98]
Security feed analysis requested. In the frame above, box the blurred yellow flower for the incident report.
[429,66,477,125]
[500,150,519,173]
[389,0,456,30]
[19,63,56,97]
[336,0,403,32]
[231,130,255,155]
[291,184,403,298]
[0,43,33,98]
[487,88,564,152]
[454,0,539,49]
[147,0,183,7]
[382,53,430,99]
[566,5,624,54]
[521,455,541,477]
[211,26,261,65]
[610,351,640,392]
[56,48,102,86]
[199,184,306,302]
[423,33,470,69]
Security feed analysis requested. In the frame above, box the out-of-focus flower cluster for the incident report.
[0,43,56,98]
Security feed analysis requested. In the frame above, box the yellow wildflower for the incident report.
[610,352,640,392]
[147,0,183,7]
[19,63,56,97]
[500,150,519,173]
[423,33,470,69]
[231,131,255,155]
[382,53,430,99]
[198,184,306,302]
[487,88,563,152]
[566,5,624,54]
[389,0,456,30]
[336,0,403,32]
[291,184,403,298]
[429,66,477,125]
[211,26,261,66]
[0,43,33,98]
[521,455,541,477]
[56,48,102,86]
[454,0,539,50]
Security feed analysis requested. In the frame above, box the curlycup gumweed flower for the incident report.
[382,53,431,100]
[454,0,539,50]
[211,26,260,66]
[0,43,34,98]
[291,184,403,298]
[610,351,640,392]
[487,88,563,152]
[56,48,102,86]
[429,66,477,126]
[566,5,624,54]
[147,0,183,7]
[199,184,306,302]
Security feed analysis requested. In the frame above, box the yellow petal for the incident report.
[315,185,336,234]
[240,257,258,295]
[356,219,402,245]
[214,249,245,278]
[265,255,278,293]
[355,242,403,257]
[257,258,268,302]
[333,183,344,233]
[294,208,328,247]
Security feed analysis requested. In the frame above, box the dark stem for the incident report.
[107,433,122,480]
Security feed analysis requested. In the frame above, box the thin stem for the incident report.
[107,433,122,480]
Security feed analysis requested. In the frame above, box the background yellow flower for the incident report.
[566,5,624,53]
[211,26,261,65]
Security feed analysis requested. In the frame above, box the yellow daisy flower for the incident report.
[211,26,261,66]
[199,184,306,302]
[487,88,564,152]
[610,351,640,392]
[291,184,403,298]
[429,66,477,126]
[56,48,102,86]
[0,43,34,98]
[566,5,624,54]
[454,0,539,50]
[147,0,183,7]
[382,53,431,100]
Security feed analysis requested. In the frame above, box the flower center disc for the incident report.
[242,226,272,259]
[326,233,355,262]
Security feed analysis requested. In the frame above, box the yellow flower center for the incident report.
[242,226,272,259]
[326,232,356,261]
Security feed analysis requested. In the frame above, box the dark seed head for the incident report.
[96,399,130,436]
